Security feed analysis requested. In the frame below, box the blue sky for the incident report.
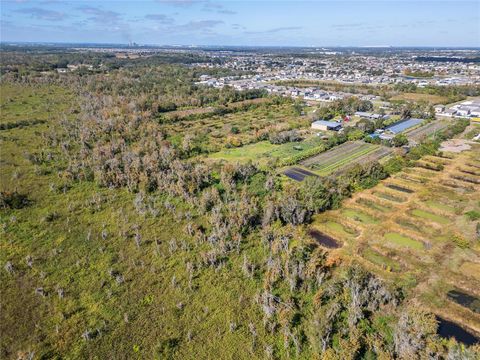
[1,0,479,46]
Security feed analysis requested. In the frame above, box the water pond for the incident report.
[447,290,480,314]
[436,317,479,346]
[309,229,342,249]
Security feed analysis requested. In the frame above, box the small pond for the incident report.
[436,317,479,346]
[447,290,480,314]
[308,229,341,249]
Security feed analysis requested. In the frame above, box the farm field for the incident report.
[311,146,480,336]
[283,167,318,181]
[299,141,391,176]
[406,119,450,141]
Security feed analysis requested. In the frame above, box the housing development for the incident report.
[1,1,480,358]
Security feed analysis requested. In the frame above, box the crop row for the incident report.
[313,145,379,175]
[300,141,364,167]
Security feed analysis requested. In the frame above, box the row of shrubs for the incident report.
[0,119,45,131]
[158,97,277,124]
[0,191,30,209]
[278,144,327,167]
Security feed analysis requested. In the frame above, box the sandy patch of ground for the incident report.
[440,139,472,153]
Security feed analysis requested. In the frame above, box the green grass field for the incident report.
[0,84,279,358]
[425,200,456,213]
[384,232,424,250]
[208,135,326,164]
[208,140,277,162]
[411,209,451,224]
[362,248,401,272]
[342,208,378,224]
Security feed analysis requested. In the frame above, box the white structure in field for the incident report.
[311,120,342,131]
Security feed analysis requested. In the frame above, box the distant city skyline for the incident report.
[1,1,479,47]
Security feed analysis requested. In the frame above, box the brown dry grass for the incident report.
[390,92,449,104]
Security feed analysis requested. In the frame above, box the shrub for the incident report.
[465,210,480,221]
[278,145,326,167]
[268,130,302,144]
[0,191,30,209]
[392,134,408,147]
[452,234,469,249]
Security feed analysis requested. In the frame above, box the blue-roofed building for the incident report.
[311,120,342,131]
[384,118,423,134]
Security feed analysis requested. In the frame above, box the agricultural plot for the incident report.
[384,232,424,250]
[313,218,360,239]
[425,200,456,213]
[342,208,379,224]
[356,197,392,212]
[447,290,480,314]
[283,167,318,182]
[362,248,402,272]
[300,141,385,176]
[373,191,407,203]
[354,146,394,165]
[311,146,480,335]
[459,262,480,281]
[308,229,342,248]
[411,209,450,224]
[208,135,325,164]
[406,119,450,142]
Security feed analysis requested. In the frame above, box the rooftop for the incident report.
[385,118,423,134]
[312,120,342,127]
